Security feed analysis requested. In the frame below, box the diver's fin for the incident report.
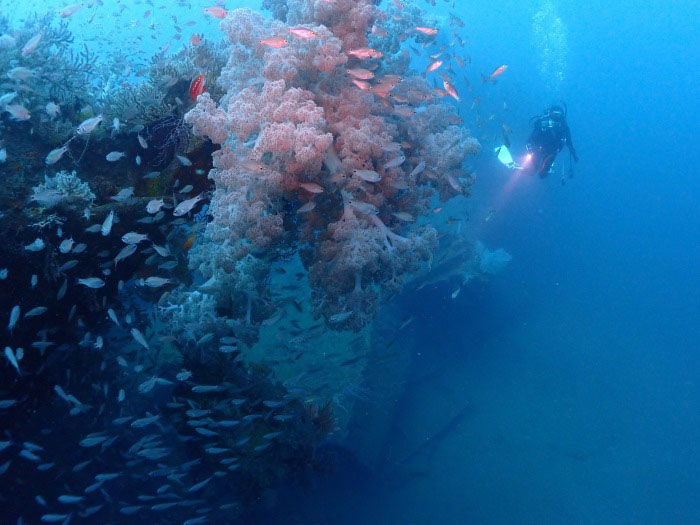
[494,145,522,170]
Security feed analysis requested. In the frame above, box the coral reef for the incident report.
[0,3,516,522]
[0,13,96,147]
[100,39,229,128]
[180,4,480,340]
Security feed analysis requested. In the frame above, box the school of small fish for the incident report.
[0,0,506,522]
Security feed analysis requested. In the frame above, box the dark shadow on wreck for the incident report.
[241,442,382,525]
[242,287,486,524]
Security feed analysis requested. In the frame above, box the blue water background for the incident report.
[372,1,700,523]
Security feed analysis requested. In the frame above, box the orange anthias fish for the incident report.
[346,68,374,80]
[21,31,43,57]
[183,234,196,252]
[489,64,508,80]
[299,182,324,194]
[393,106,416,118]
[296,201,316,213]
[204,6,228,19]
[415,27,438,36]
[242,160,266,173]
[425,60,443,73]
[259,36,289,48]
[443,80,460,101]
[58,3,84,18]
[288,27,317,39]
[370,76,401,98]
[189,73,206,102]
[351,79,371,91]
[380,75,402,86]
[190,34,203,46]
[347,47,383,59]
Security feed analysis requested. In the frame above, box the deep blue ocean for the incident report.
[1,0,698,523]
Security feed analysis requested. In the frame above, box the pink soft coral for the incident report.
[182,5,479,336]
[185,93,229,145]
[263,24,347,82]
[307,191,436,329]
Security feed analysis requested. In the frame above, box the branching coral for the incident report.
[30,170,95,209]
[409,237,513,293]
[103,82,174,126]
[0,13,96,143]
[474,241,512,276]
[157,288,229,348]
[308,191,437,330]
[100,38,228,129]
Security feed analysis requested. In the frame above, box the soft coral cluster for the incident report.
[218,9,347,89]
[263,24,347,81]
[183,4,479,336]
[324,87,397,172]
[278,0,382,51]
[312,0,380,50]
[247,81,333,175]
[309,192,437,330]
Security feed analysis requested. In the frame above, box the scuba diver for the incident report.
[525,103,578,177]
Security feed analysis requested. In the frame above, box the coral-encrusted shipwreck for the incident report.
[162,3,481,345]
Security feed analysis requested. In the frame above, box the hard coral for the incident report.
[30,170,95,208]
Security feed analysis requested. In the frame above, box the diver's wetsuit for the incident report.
[526,108,578,177]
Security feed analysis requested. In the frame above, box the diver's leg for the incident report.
[539,152,555,178]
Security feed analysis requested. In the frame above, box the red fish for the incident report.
[189,73,206,102]
[489,64,508,80]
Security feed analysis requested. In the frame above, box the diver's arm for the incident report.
[527,117,543,146]
[565,125,579,162]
